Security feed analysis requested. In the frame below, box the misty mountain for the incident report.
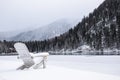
[0,26,40,41]
[23,0,120,53]
[0,31,21,41]
[9,19,79,41]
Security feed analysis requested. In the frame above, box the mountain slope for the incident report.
[0,27,40,41]
[10,19,78,41]
[24,0,120,52]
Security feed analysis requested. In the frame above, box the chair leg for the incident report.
[33,57,47,69]
[17,65,27,70]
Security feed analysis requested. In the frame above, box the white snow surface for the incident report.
[0,55,120,80]
[78,45,91,50]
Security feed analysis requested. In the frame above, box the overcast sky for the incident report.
[0,0,104,32]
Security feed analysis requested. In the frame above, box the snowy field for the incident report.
[0,55,120,80]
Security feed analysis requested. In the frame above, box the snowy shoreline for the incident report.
[0,55,120,80]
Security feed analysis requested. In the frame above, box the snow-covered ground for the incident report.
[0,55,120,80]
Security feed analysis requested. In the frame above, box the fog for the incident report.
[0,0,104,32]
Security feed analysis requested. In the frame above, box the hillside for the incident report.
[33,0,120,52]
[9,19,78,41]
[22,0,120,54]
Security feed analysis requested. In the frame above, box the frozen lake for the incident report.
[48,55,120,76]
[0,55,120,80]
